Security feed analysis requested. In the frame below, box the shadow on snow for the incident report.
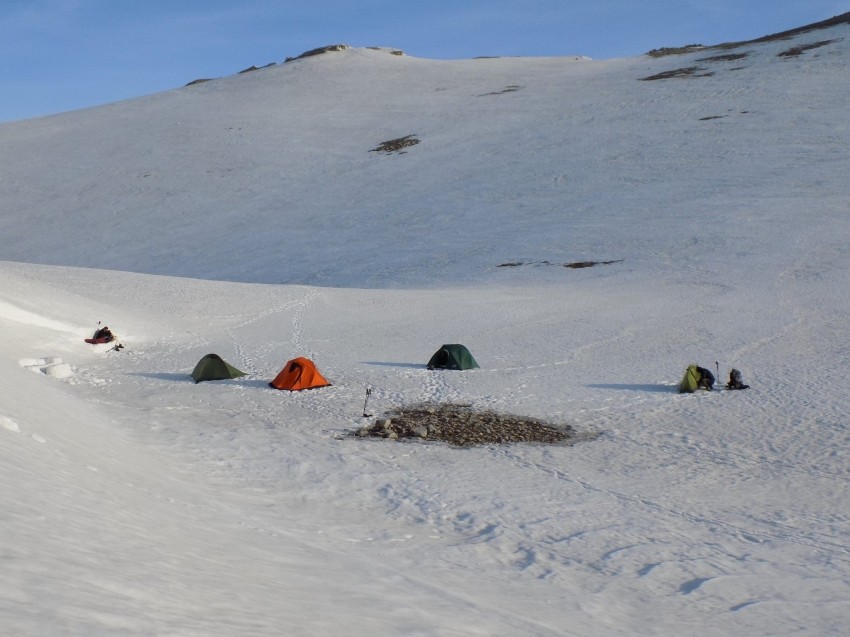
[586,383,677,393]
[361,361,426,369]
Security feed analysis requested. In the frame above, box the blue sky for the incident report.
[1,1,847,122]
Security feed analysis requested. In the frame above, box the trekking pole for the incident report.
[716,361,720,384]
[362,386,373,417]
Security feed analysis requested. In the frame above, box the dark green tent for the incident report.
[427,344,479,370]
[191,353,247,383]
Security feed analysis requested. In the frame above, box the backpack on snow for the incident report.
[93,326,114,342]
[726,368,749,390]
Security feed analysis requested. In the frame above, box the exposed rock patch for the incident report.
[370,135,420,153]
[367,46,404,56]
[478,85,522,96]
[563,259,622,269]
[239,63,276,74]
[640,67,714,81]
[645,12,850,58]
[647,45,705,58]
[355,403,589,447]
[497,259,623,269]
[778,39,838,57]
[285,44,350,62]
[697,52,750,62]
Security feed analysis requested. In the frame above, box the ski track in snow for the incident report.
[497,446,850,560]
[222,288,320,377]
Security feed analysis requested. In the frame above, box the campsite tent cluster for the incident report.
[191,354,332,390]
[189,344,480,390]
[87,327,743,394]
[191,349,745,394]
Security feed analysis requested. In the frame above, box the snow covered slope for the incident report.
[3,24,849,288]
[1,14,850,637]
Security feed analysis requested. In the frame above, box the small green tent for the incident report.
[427,344,479,370]
[678,364,701,393]
[191,353,247,383]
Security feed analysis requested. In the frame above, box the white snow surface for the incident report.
[1,26,850,636]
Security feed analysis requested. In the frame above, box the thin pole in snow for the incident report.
[362,386,373,417]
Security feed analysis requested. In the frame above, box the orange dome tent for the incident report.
[269,357,331,391]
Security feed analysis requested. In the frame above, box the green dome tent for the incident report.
[427,344,479,370]
[678,364,714,393]
[191,353,247,383]
[679,364,701,393]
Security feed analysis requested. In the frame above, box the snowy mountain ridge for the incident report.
[1,15,848,287]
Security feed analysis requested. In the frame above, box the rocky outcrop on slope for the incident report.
[285,44,350,62]
[646,11,850,57]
